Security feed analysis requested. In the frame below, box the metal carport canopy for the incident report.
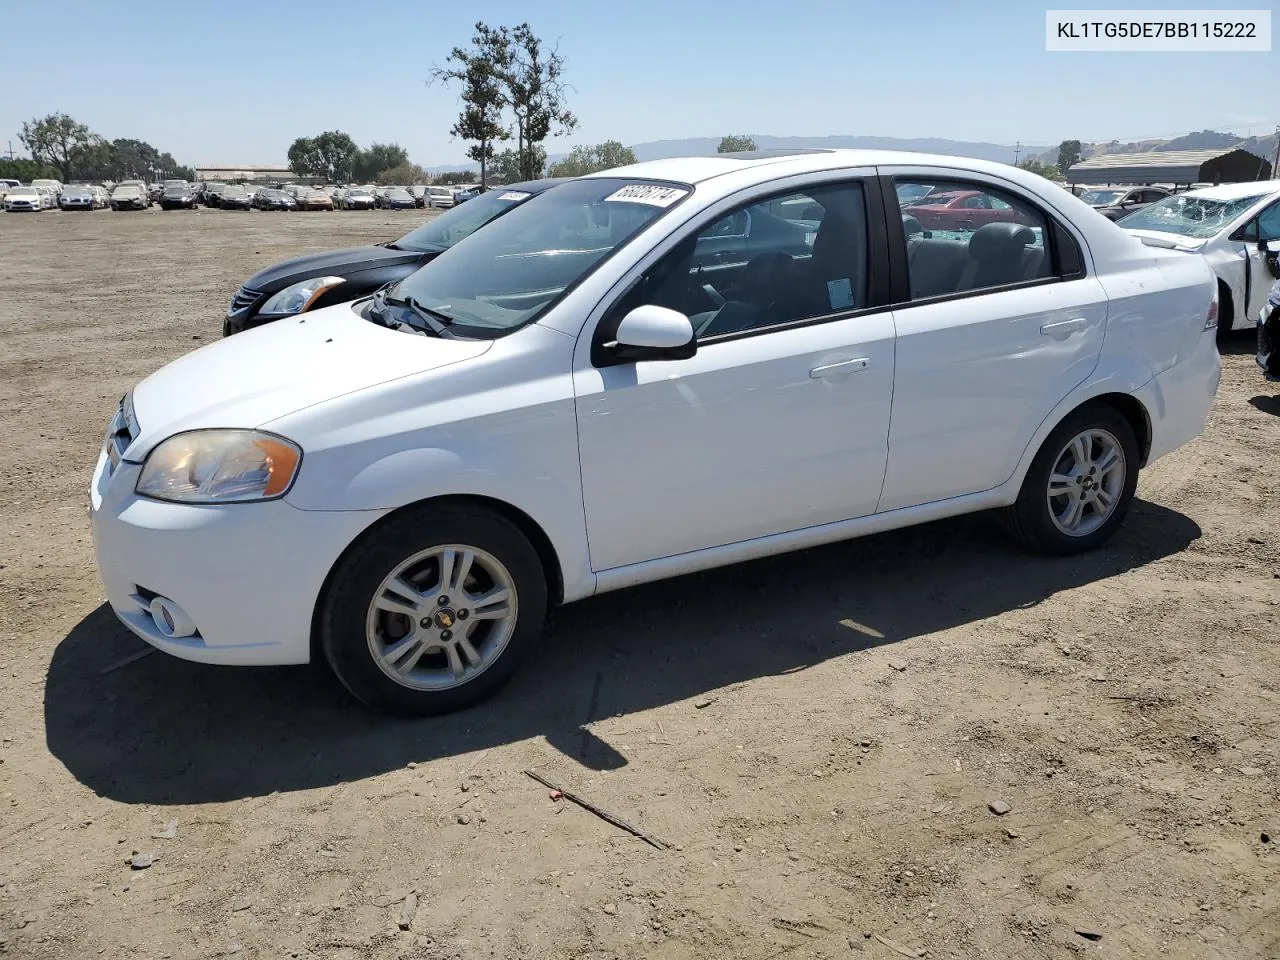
[1065,148,1273,185]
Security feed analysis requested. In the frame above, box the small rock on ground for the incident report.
[988,800,1012,816]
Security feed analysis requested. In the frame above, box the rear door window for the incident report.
[897,179,1054,300]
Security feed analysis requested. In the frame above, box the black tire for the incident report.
[318,503,548,716]
[1001,402,1139,554]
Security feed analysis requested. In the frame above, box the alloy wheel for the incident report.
[1046,428,1126,537]
[365,544,518,691]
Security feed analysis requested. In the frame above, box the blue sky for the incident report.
[1,0,1275,168]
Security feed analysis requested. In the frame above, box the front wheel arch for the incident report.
[310,494,565,663]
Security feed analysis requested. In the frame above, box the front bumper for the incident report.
[90,451,385,665]
[5,201,39,211]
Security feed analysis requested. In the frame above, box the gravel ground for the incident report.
[1,207,1277,960]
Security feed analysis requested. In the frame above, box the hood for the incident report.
[244,243,423,292]
[1124,229,1207,253]
[127,303,491,458]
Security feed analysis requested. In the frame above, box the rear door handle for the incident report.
[1040,317,1088,338]
[810,358,870,379]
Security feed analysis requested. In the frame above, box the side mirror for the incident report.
[606,305,696,362]
[1263,239,1280,254]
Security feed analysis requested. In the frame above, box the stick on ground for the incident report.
[524,770,667,851]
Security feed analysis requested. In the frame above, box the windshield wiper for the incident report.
[378,288,455,335]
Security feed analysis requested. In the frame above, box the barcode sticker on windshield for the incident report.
[498,191,531,201]
[603,185,687,207]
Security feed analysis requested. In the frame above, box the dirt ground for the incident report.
[1,206,1277,960]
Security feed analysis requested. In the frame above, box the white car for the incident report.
[4,187,43,212]
[425,186,455,209]
[1117,180,1280,336]
[90,150,1220,715]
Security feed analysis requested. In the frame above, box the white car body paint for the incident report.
[91,149,1220,667]
[1121,180,1280,332]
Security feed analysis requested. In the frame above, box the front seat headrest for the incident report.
[902,215,924,238]
[968,222,1035,261]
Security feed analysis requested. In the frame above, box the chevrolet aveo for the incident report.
[91,150,1221,715]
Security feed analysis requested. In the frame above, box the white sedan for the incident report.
[90,150,1220,715]
[1117,180,1280,336]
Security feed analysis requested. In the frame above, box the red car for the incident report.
[903,189,1033,232]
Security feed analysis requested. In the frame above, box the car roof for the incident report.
[581,149,1058,187]
[1178,180,1280,202]
[501,177,571,194]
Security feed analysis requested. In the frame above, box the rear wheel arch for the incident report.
[1087,392,1152,467]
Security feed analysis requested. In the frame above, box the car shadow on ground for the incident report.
[1248,394,1280,416]
[46,500,1199,805]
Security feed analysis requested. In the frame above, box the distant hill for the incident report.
[428,129,1276,178]
[1036,129,1278,171]
[627,135,1046,165]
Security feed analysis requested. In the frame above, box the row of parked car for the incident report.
[1,177,485,214]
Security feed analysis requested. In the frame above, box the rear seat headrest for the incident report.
[968,222,1035,260]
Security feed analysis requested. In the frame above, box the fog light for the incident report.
[148,596,197,639]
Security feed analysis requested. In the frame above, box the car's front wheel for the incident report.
[1002,402,1139,554]
[318,503,547,716]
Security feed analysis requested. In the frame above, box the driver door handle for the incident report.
[810,358,870,378]
[1040,317,1088,338]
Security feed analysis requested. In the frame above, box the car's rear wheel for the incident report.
[318,503,547,716]
[1002,403,1139,554]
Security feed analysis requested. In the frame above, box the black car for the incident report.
[253,188,297,211]
[160,184,197,209]
[1258,278,1280,382]
[376,186,417,210]
[224,178,566,335]
[1078,185,1171,222]
[202,182,228,207]
[219,185,253,210]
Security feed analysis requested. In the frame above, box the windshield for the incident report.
[395,178,688,336]
[394,189,540,252]
[1116,193,1263,239]
[1080,189,1124,205]
[349,189,371,196]
[223,186,246,197]
[163,185,187,195]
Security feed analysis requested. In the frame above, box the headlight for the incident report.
[136,430,302,503]
[259,276,346,315]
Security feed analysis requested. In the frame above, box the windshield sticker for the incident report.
[603,184,688,207]
[497,191,531,201]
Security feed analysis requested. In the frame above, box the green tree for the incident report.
[547,140,637,178]
[432,169,475,185]
[490,145,545,183]
[432,22,513,187]
[1019,158,1062,181]
[288,132,360,181]
[19,113,96,180]
[717,134,757,153]
[0,157,59,182]
[1057,139,1083,171]
[312,131,360,182]
[501,23,576,181]
[287,136,321,177]
[354,142,410,181]
[374,161,430,185]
